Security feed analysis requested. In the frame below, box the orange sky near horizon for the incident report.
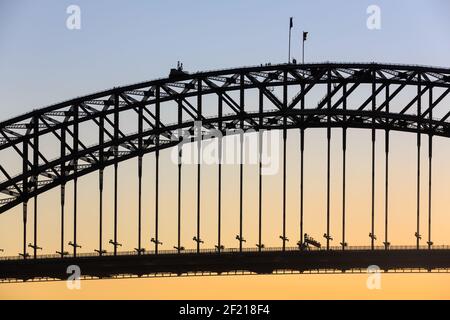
[2,273,450,300]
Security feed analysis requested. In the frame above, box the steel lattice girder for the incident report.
[0,63,450,214]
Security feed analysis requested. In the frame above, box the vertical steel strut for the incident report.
[155,86,160,254]
[218,94,223,253]
[137,157,142,253]
[137,103,143,254]
[239,74,244,252]
[33,116,39,258]
[384,85,390,250]
[177,99,183,253]
[99,169,104,255]
[428,88,433,249]
[113,163,118,255]
[60,127,66,257]
[155,149,159,253]
[113,94,119,256]
[196,80,202,253]
[282,71,288,251]
[60,184,65,257]
[342,84,347,250]
[416,75,422,249]
[22,139,28,259]
[23,202,27,259]
[371,72,376,250]
[326,69,332,250]
[299,83,305,248]
[98,114,104,256]
[73,106,79,257]
[258,89,263,252]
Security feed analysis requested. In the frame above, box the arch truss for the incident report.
[1,62,450,261]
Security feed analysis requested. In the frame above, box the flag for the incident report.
[289,17,293,29]
[303,31,308,41]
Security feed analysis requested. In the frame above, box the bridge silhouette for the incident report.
[1,62,450,282]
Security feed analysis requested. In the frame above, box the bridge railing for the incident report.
[1,245,450,261]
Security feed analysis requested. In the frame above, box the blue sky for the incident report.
[0,0,449,120]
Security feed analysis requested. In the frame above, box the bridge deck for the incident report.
[1,247,450,282]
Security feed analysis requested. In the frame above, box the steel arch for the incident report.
[1,62,450,215]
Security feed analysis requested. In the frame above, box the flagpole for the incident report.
[288,19,292,63]
[302,35,305,64]
[302,31,308,64]
[288,30,291,63]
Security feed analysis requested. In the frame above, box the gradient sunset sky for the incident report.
[1,0,450,299]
